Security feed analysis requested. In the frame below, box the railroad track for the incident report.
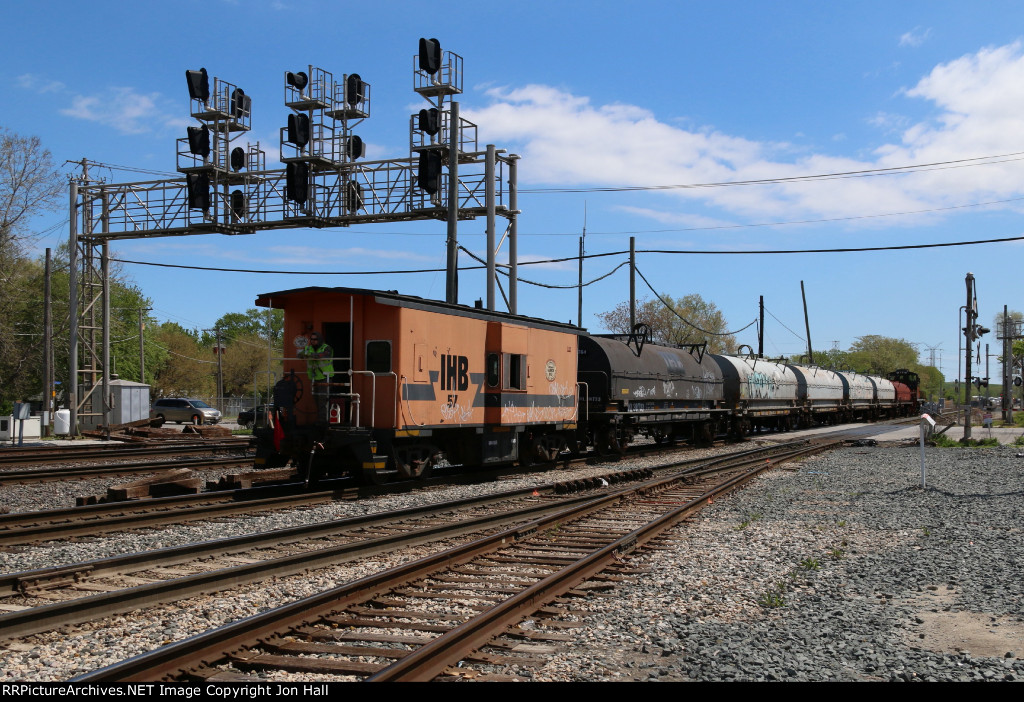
[0,441,802,547]
[0,440,252,468]
[0,467,653,641]
[70,439,836,682]
[0,454,256,486]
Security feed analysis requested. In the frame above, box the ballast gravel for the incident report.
[0,442,1022,682]
[535,446,1024,682]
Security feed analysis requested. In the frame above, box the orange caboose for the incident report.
[255,287,580,482]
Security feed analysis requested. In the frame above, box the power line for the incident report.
[518,151,1024,194]
[634,265,757,337]
[108,230,1024,276]
[763,306,806,343]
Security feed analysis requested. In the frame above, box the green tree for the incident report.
[149,322,216,398]
[221,332,280,398]
[0,129,64,410]
[596,294,737,354]
[211,308,283,345]
[845,335,920,376]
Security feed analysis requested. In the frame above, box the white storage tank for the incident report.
[54,408,71,435]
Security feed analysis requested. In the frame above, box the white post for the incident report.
[920,413,936,488]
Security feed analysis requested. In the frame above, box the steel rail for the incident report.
[0,440,797,546]
[0,489,608,641]
[0,441,252,467]
[0,455,255,485]
[73,441,834,682]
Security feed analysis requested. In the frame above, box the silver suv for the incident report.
[151,398,222,425]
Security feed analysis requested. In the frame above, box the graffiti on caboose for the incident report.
[440,398,473,423]
[548,381,575,404]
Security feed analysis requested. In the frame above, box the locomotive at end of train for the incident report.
[252,287,581,484]
[252,286,921,485]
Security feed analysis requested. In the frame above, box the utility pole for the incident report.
[758,296,764,358]
[577,204,586,328]
[800,281,813,364]
[964,273,975,440]
[43,248,52,436]
[629,236,636,331]
[215,327,224,413]
[138,307,151,384]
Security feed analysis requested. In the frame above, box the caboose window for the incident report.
[504,353,526,390]
[486,353,500,388]
[366,340,392,373]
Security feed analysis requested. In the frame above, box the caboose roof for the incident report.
[255,286,586,334]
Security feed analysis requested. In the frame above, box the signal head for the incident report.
[230,147,246,172]
[418,38,442,74]
[185,68,209,102]
[287,71,309,91]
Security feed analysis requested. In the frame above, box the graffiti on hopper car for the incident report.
[746,371,779,399]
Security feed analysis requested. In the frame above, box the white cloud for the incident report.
[16,73,65,93]
[60,87,173,135]
[899,27,932,48]
[463,42,1024,227]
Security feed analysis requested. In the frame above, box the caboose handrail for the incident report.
[349,370,398,428]
[399,375,426,427]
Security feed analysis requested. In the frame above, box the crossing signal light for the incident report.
[230,147,246,172]
[976,325,991,337]
[1015,376,1022,387]
[186,126,210,158]
[286,162,308,204]
[186,173,210,210]
[185,68,209,102]
[347,135,365,160]
[417,151,442,194]
[418,108,440,136]
[346,74,365,106]
[231,88,250,119]
[287,71,308,91]
[419,38,442,74]
[287,114,310,147]
[230,190,246,221]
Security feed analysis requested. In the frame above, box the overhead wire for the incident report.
[518,151,1024,194]
[634,265,757,337]
[108,230,1024,277]
[456,246,629,289]
[763,306,806,342]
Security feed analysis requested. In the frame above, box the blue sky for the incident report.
[6,1,1024,387]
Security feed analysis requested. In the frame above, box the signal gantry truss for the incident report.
[69,39,521,433]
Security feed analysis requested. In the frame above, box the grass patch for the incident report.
[758,584,786,609]
[799,557,820,571]
[930,433,999,448]
[734,512,762,530]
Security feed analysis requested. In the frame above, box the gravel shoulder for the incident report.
[536,445,1024,682]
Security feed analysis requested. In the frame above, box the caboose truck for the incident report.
[253,287,581,484]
